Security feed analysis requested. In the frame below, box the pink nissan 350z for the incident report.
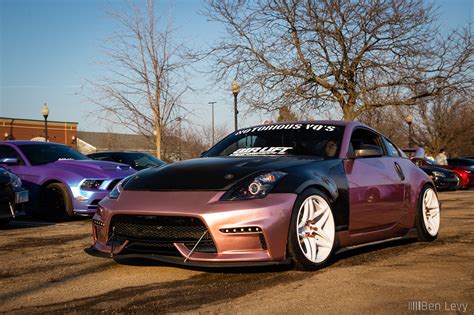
[88,121,440,270]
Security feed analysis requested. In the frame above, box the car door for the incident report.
[344,128,406,232]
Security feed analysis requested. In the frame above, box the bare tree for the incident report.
[88,0,189,158]
[276,105,299,122]
[205,0,473,120]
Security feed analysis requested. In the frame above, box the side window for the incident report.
[349,128,385,157]
[94,155,115,162]
[383,138,401,157]
[0,145,24,164]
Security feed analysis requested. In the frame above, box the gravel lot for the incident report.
[1,190,473,314]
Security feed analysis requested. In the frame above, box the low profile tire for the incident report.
[287,188,336,271]
[42,183,74,221]
[416,185,440,242]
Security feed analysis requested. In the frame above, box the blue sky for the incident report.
[0,0,472,133]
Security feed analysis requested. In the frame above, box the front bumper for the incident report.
[72,190,110,215]
[433,177,458,191]
[91,191,297,264]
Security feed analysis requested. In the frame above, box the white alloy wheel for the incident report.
[422,188,440,236]
[296,195,335,263]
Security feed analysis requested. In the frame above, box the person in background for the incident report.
[435,148,448,165]
[424,147,435,161]
[325,140,338,157]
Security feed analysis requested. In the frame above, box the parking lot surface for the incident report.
[1,190,473,314]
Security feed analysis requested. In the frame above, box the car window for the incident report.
[92,155,115,162]
[383,138,401,157]
[18,144,89,165]
[0,145,24,164]
[349,128,385,157]
[206,123,344,158]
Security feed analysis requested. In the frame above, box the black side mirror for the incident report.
[0,157,19,165]
[354,145,383,158]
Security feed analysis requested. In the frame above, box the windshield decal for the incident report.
[230,147,293,156]
[235,123,335,135]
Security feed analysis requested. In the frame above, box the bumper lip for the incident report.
[93,191,298,263]
[85,246,292,268]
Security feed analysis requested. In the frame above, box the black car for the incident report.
[420,166,458,191]
[88,152,165,171]
[0,168,28,223]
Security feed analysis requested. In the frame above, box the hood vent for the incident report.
[100,165,131,171]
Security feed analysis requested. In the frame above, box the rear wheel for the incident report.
[288,188,336,270]
[416,185,440,242]
[41,183,74,221]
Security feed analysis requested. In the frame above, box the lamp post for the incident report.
[208,101,217,145]
[41,103,49,142]
[405,114,413,148]
[231,80,240,131]
[176,117,182,161]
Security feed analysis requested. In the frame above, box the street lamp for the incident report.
[208,101,217,145]
[41,103,49,142]
[405,114,413,148]
[231,80,240,131]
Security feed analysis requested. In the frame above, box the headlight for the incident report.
[432,171,446,178]
[9,173,22,188]
[109,176,133,199]
[465,170,472,174]
[81,179,105,189]
[220,171,287,201]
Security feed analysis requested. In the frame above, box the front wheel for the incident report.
[41,183,74,221]
[416,185,440,242]
[287,189,336,270]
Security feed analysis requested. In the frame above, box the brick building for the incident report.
[0,117,78,148]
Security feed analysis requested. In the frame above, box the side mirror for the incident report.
[200,150,208,158]
[354,145,383,158]
[0,157,19,165]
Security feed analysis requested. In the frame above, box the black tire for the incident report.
[287,188,336,271]
[41,183,74,221]
[415,185,440,242]
[454,174,462,190]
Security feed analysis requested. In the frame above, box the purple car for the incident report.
[0,141,136,219]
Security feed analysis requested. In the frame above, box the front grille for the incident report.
[107,179,123,190]
[109,215,216,256]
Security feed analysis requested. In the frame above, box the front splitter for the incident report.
[84,246,291,268]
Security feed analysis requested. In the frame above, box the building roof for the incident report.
[77,131,155,152]
[0,117,78,125]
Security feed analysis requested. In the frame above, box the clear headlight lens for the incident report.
[432,171,446,178]
[220,171,287,201]
[109,176,133,199]
[465,170,472,174]
[81,179,105,189]
[9,173,22,188]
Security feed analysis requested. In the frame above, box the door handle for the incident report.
[394,162,405,181]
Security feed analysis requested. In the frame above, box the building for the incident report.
[0,117,78,148]
[77,131,155,155]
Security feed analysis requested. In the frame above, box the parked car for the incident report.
[88,152,165,171]
[0,141,136,219]
[419,166,458,191]
[89,121,439,270]
[0,168,28,223]
[404,148,470,189]
[447,158,474,187]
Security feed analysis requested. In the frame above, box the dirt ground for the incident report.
[0,190,473,314]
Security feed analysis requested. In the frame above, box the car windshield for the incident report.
[124,153,165,170]
[425,158,440,166]
[19,144,90,165]
[206,123,344,158]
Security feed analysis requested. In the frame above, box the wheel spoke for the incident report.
[308,238,318,261]
[302,237,312,258]
[315,228,332,244]
[315,235,332,248]
[315,209,330,229]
